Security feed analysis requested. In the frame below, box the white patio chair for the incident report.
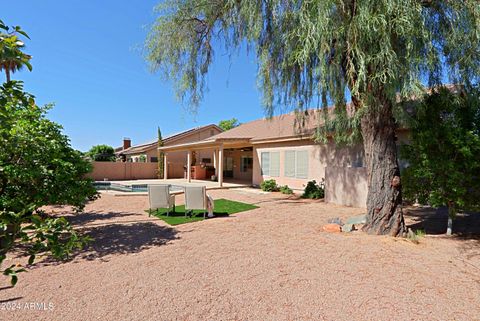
[148,184,175,216]
[184,185,208,218]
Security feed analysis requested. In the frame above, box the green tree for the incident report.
[157,126,165,179]
[0,20,32,82]
[146,0,480,235]
[218,118,240,131]
[0,81,98,285]
[86,144,116,162]
[401,86,480,235]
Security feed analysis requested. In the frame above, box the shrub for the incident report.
[86,144,116,161]
[260,179,278,192]
[401,87,480,235]
[302,179,325,199]
[279,185,293,194]
[0,81,98,285]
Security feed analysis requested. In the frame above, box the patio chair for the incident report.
[148,184,175,217]
[184,185,208,219]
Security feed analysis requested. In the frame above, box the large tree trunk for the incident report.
[360,98,406,236]
[5,69,10,82]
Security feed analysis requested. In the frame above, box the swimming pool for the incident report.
[94,182,184,193]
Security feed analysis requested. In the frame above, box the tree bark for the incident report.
[360,97,406,236]
[5,68,10,82]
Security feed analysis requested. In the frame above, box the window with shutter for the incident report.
[261,152,270,176]
[269,152,280,177]
[284,151,296,177]
[296,150,309,179]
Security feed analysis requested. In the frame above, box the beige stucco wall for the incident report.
[251,134,410,208]
[252,139,364,190]
[88,162,158,180]
[253,141,324,190]
[252,139,367,207]
[324,167,368,208]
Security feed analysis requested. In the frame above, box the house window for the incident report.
[261,152,279,177]
[284,151,296,177]
[296,151,308,179]
[150,157,158,162]
[241,156,253,172]
[270,152,280,177]
[261,152,270,176]
[283,150,309,179]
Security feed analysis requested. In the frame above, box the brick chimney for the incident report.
[123,138,131,150]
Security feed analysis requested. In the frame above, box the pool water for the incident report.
[94,182,183,193]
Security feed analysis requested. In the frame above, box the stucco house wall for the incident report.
[252,139,365,189]
[252,141,325,190]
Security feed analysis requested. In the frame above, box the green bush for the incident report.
[260,179,278,192]
[302,179,325,199]
[401,87,480,214]
[279,185,293,194]
[0,81,98,285]
[86,144,116,161]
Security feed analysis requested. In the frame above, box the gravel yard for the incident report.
[1,189,479,321]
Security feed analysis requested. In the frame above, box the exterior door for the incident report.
[224,157,234,178]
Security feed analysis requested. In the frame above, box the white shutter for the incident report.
[284,151,296,177]
[296,151,309,179]
[269,152,280,177]
[261,152,270,176]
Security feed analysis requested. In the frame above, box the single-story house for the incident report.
[159,111,408,207]
[115,124,223,178]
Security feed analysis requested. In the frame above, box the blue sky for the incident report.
[4,1,266,151]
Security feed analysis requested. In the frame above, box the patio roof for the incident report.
[158,138,252,152]
[118,124,223,155]
[158,110,322,152]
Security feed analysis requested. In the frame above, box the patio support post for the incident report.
[218,146,224,187]
[163,153,168,180]
[213,149,218,176]
[187,150,192,182]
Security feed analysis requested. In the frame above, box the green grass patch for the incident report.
[148,198,259,226]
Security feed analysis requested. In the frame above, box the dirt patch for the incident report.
[1,190,479,321]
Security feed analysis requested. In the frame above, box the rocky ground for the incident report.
[1,189,479,321]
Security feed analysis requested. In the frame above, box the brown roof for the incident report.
[117,124,222,155]
[211,109,321,142]
[118,141,157,155]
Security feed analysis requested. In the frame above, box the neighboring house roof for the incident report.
[117,124,223,156]
[118,140,158,156]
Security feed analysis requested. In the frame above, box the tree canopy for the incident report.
[146,0,480,235]
[86,144,116,162]
[0,20,32,82]
[401,86,480,233]
[0,81,97,285]
[146,1,479,126]
[158,127,164,178]
[218,118,240,131]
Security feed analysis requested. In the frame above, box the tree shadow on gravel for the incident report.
[405,206,480,239]
[64,210,140,225]
[37,221,178,266]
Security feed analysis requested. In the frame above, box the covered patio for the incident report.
[159,138,254,187]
